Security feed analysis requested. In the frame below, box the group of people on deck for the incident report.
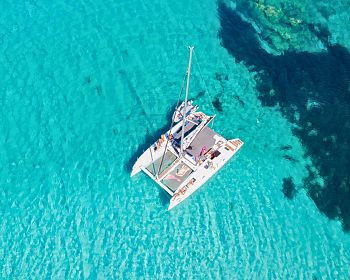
[154,133,173,151]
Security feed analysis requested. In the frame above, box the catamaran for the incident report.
[131,47,244,210]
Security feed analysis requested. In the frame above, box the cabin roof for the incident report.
[185,126,219,158]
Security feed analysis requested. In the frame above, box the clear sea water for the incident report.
[1,0,350,279]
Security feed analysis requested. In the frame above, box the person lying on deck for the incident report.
[176,165,190,176]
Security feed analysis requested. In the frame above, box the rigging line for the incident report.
[156,72,188,177]
[149,146,157,176]
[180,46,193,155]
[193,50,216,117]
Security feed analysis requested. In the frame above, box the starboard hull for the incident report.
[168,139,243,210]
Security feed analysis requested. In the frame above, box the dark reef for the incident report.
[212,96,224,112]
[218,2,350,231]
[282,155,298,163]
[280,145,292,151]
[282,177,297,199]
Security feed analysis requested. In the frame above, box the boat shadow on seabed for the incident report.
[218,2,350,231]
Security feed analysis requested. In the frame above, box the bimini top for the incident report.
[185,126,220,159]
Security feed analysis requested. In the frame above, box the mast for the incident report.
[180,46,194,155]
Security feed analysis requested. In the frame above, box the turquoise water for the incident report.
[1,0,350,279]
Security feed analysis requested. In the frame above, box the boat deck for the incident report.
[185,126,220,160]
[145,125,222,191]
[145,148,193,192]
[173,121,199,142]
[161,161,193,192]
[146,150,177,176]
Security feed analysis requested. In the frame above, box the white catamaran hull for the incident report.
[168,139,243,210]
[131,121,183,178]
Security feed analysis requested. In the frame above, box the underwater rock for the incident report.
[85,76,92,84]
[233,95,245,106]
[196,91,205,98]
[280,145,292,151]
[282,177,297,199]
[215,72,223,82]
[289,17,302,27]
[282,155,298,163]
[234,0,328,52]
[255,3,282,19]
[212,96,223,112]
[95,85,102,96]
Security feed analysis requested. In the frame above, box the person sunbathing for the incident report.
[176,165,190,176]
[165,174,181,182]
[188,178,196,186]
